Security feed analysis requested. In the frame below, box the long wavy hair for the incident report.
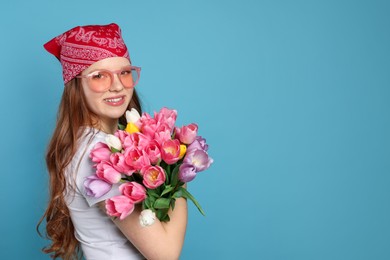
[37,78,142,259]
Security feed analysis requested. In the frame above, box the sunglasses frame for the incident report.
[76,65,141,92]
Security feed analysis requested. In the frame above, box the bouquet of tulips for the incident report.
[84,107,213,226]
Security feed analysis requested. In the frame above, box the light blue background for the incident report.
[0,0,389,259]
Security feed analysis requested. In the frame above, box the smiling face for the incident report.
[80,57,134,133]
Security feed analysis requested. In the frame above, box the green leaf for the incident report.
[156,208,170,222]
[156,185,163,195]
[143,198,151,209]
[164,168,170,185]
[166,164,171,175]
[154,198,171,209]
[171,199,176,210]
[180,187,205,216]
[149,196,156,206]
[118,123,126,130]
[172,189,183,199]
[160,161,168,169]
[161,185,174,196]
[111,147,121,153]
[147,189,160,199]
[170,164,180,187]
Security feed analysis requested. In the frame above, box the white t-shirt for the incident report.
[64,128,143,260]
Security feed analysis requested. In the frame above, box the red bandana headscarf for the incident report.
[44,23,130,84]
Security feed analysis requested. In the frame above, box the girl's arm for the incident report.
[98,197,187,260]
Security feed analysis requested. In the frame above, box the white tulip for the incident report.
[126,108,141,124]
[105,134,122,151]
[139,209,156,227]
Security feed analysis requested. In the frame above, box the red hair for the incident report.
[37,78,141,259]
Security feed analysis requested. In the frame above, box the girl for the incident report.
[38,23,187,260]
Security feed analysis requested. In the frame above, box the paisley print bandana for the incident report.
[44,23,130,84]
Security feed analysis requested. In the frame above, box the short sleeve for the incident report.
[69,129,121,207]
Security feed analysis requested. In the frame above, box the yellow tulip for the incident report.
[179,144,187,159]
[125,122,140,134]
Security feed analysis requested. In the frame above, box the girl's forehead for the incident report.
[84,57,131,73]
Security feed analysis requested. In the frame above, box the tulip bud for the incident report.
[179,144,187,159]
[126,108,141,124]
[105,134,122,152]
[139,209,156,227]
[125,122,140,134]
[176,123,198,144]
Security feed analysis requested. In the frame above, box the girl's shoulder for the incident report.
[78,127,107,148]
[71,127,107,167]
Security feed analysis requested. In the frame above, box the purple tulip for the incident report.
[184,149,213,172]
[84,175,112,198]
[187,136,209,153]
[179,163,197,182]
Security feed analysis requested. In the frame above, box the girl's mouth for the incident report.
[104,96,125,106]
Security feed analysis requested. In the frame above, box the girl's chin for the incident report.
[100,107,129,120]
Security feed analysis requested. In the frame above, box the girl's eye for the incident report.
[121,69,132,76]
[91,72,107,80]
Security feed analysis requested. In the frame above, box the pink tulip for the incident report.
[124,148,151,171]
[154,123,172,145]
[106,195,135,220]
[184,149,213,172]
[96,161,122,184]
[155,107,177,129]
[129,132,151,150]
[178,163,197,182]
[110,152,135,176]
[115,130,134,149]
[175,123,198,144]
[144,141,161,165]
[138,111,152,125]
[161,139,181,165]
[140,117,159,139]
[119,182,147,203]
[141,165,166,189]
[90,142,111,164]
[84,175,112,198]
